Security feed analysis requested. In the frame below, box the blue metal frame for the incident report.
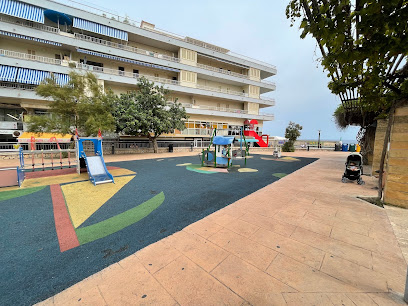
[77,137,114,185]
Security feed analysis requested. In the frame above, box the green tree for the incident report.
[113,77,188,153]
[286,0,408,198]
[282,121,303,152]
[28,71,116,136]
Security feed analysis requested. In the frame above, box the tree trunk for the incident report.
[152,137,158,153]
[378,102,397,199]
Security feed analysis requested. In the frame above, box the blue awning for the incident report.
[44,9,72,26]
[0,65,18,81]
[0,30,62,46]
[16,68,69,86]
[73,17,128,41]
[76,48,180,73]
[0,0,44,23]
[213,136,234,145]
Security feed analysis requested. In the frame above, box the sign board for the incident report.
[0,122,18,129]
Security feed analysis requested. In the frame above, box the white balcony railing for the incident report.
[0,49,62,65]
[196,84,248,97]
[73,33,180,63]
[0,48,275,101]
[196,63,249,79]
[0,15,60,34]
[179,103,249,115]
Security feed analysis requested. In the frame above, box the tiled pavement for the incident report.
[38,151,407,305]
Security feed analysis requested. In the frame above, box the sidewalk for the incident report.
[38,151,407,305]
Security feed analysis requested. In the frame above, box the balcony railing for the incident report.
[260,96,275,105]
[196,63,249,79]
[0,82,36,90]
[261,79,276,86]
[178,103,248,114]
[0,49,62,65]
[0,15,60,34]
[196,84,248,97]
[0,49,275,100]
[73,33,180,63]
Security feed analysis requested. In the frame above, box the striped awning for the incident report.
[0,65,18,82]
[0,0,44,23]
[16,68,69,86]
[0,30,62,46]
[73,17,128,41]
[76,48,180,73]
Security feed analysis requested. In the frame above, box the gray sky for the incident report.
[75,0,360,141]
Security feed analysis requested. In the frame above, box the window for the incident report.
[133,69,139,74]
[28,49,35,59]
[226,104,230,109]
[119,67,125,71]
[154,73,159,78]
[118,67,125,76]
[55,54,61,60]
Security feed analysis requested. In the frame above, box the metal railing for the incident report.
[179,103,248,115]
[0,49,62,65]
[0,15,60,34]
[74,33,180,63]
[0,48,275,100]
[196,63,249,79]
[0,82,36,90]
[196,84,248,97]
[260,96,276,104]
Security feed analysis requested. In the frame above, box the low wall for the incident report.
[384,106,408,208]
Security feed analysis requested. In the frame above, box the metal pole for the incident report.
[318,130,321,149]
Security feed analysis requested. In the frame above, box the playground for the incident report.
[0,147,316,305]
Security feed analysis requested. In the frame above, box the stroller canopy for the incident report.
[346,153,363,165]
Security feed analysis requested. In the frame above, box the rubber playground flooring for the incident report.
[0,154,316,305]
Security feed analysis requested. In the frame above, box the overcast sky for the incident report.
[73,0,360,141]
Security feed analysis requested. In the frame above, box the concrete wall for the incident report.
[384,106,408,208]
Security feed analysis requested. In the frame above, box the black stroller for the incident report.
[341,153,365,185]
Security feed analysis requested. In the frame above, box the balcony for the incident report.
[0,15,60,34]
[73,33,180,63]
[0,49,275,105]
[196,63,249,79]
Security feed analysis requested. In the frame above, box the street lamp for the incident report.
[318,130,321,149]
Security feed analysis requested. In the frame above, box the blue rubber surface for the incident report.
[0,154,316,305]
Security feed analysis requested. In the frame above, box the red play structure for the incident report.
[243,119,269,147]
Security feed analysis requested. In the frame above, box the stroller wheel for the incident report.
[341,176,347,183]
[357,179,365,185]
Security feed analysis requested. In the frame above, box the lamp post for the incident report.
[318,130,321,149]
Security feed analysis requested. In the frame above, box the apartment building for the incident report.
[0,0,276,144]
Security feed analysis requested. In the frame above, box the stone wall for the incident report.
[384,106,408,208]
[371,119,388,175]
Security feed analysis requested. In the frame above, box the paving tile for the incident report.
[183,218,223,239]
[267,254,359,292]
[372,252,407,280]
[320,255,389,292]
[211,255,295,305]
[154,255,243,305]
[368,292,407,305]
[240,212,296,237]
[330,227,378,251]
[204,210,238,227]
[97,260,177,305]
[163,230,228,272]
[345,293,377,305]
[218,203,248,218]
[291,227,373,269]
[273,207,308,226]
[332,218,370,236]
[336,210,375,226]
[297,217,332,236]
[223,218,260,238]
[134,240,182,274]
[251,227,325,269]
[208,228,278,271]
[326,293,356,306]
[282,293,333,306]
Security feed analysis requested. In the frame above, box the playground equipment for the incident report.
[244,119,269,147]
[17,133,76,171]
[0,147,25,187]
[201,127,254,168]
[76,137,114,185]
